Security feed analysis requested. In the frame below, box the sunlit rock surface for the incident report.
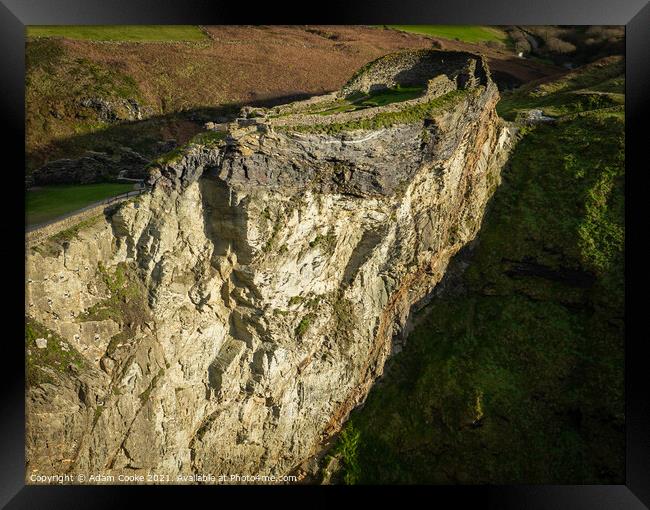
[25,50,514,482]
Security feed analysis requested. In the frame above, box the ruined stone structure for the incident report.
[341,49,487,95]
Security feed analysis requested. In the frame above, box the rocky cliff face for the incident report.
[25,50,514,482]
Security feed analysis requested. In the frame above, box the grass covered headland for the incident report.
[26,182,135,226]
[330,58,625,484]
[308,85,427,116]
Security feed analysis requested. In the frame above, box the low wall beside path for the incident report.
[25,189,144,247]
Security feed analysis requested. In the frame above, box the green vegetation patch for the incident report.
[26,317,86,387]
[382,25,507,44]
[78,262,151,356]
[189,130,227,146]
[500,90,622,122]
[333,69,624,484]
[295,313,316,339]
[149,130,226,167]
[149,146,186,167]
[27,25,207,42]
[309,85,426,116]
[25,39,152,171]
[330,292,357,345]
[80,261,150,325]
[25,37,65,72]
[31,214,106,258]
[262,214,284,254]
[309,229,337,254]
[27,52,142,106]
[283,88,471,135]
[332,426,362,484]
[288,294,321,309]
[497,58,624,121]
[26,183,134,226]
[49,214,104,243]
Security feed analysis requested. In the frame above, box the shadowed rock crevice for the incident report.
[342,227,389,286]
[502,258,597,287]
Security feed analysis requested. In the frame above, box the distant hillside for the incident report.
[505,25,624,65]
[25,25,563,174]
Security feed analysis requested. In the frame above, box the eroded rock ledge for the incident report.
[25,49,514,482]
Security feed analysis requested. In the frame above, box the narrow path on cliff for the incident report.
[26,184,145,233]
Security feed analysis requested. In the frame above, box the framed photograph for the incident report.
[2,0,646,507]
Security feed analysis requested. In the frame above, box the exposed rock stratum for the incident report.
[25,50,514,483]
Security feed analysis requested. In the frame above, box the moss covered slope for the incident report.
[332,61,625,485]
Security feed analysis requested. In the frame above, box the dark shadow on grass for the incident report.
[26,92,317,174]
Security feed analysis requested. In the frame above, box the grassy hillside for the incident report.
[310,85,426,115]
[25,36,205,172]
[330,58,624,485]
[26,183,135,226]
[505,26,624,66]
[497,55,624,120]
[25,26,440,173]
[383,25,508,44]
[26,25,563,176]
[26,25,207,41]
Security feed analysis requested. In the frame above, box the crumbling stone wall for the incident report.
[341,49,489,96]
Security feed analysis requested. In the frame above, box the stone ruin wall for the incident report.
[341,49,490,97]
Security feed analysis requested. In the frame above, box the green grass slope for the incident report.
[310,85,426,115]
[331,59,625,485]
[383,25,507,44]
[27,25,207,42]
[284,88,472,135]
[497,56,624,120]
[26,183,135,226]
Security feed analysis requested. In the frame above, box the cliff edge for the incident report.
[25,49,514,482]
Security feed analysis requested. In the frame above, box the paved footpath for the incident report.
[25,187,145,246]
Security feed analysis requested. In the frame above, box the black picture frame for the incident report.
[2,1,647,507]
